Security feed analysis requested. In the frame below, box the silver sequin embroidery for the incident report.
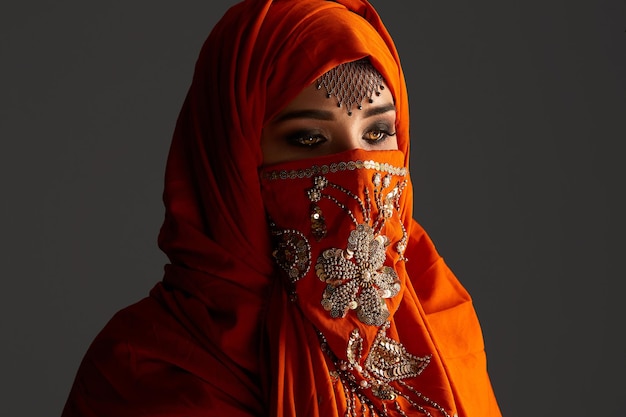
[319,323,454,417]
[316,224,401,326]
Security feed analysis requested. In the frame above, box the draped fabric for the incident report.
[61,1,501,416]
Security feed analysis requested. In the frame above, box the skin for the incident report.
[261,79,398,165]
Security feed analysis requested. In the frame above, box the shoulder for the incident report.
[62,288,265,416]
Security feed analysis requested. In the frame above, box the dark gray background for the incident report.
[2,1,624,415]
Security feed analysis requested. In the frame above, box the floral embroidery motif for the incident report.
[319,322,453,417]
[308,176,329,240]
[346,322,431,400]
[271,227,311,283]
[316,224,401,326]
[372,172,408,260]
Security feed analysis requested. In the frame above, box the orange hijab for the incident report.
[62,1,501,416]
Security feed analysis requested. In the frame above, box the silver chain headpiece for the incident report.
[316,59,385,116]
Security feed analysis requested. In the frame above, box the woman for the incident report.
[62,0,501,416]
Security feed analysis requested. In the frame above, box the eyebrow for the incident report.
[273,109,334,123]
[273,103,396,123]
[363,103,396,118]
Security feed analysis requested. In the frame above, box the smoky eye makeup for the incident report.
[284,129,328,147]
[368,120,394,133]
[365,118,395,133]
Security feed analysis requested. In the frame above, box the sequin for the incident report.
[310,204,327,241]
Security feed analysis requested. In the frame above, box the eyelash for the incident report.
[286,126,397,148]
[363,128,396,144]
[287,132,326,147]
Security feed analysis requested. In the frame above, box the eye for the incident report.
[286,131,327,147]
[363,126,396,144]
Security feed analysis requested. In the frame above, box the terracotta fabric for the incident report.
[260,148,449,416]
[61,1,501,416]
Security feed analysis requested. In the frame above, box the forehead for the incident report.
[279,80,394,116]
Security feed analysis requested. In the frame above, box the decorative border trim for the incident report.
[261,160,407,180]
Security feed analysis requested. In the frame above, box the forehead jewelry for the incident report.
[316,59,385,116]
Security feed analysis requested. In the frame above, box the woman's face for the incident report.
[261,79,398,165]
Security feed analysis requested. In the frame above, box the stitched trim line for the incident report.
[261,160,407,180]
